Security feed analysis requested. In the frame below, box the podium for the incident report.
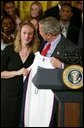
[32,67,83,127]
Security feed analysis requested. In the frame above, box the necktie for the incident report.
[41,43,51,56]
[61,27,67,38]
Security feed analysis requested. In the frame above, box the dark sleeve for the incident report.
[67,24,80,45]
[71,6,82,27]
[55,36,82,67]
[62,41,82,66]
[1,45,12,71]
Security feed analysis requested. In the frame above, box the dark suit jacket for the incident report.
[44,5,82,27]
[66,23,80,45]
[77,27,83,63]
[39,35,82,66]
[43,5,60,20]
[71,6,82,27]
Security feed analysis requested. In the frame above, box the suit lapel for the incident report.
[51,36,64,57]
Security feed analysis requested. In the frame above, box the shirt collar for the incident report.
[60,21,70,29]
[50,34,61,46]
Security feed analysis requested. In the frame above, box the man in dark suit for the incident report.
[38,17,82,127]
[44,1,82,27]
[59,3,80,45]
[77,12,83,63]
[39,17,82,67]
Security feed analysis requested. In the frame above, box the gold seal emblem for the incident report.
[63,65,83,89]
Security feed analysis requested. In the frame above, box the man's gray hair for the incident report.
[39,17,61,36]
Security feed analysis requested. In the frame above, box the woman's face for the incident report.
[30,4,40,18]
[2,18,13,33]
[21,25,34,45]
[4,3,15,16]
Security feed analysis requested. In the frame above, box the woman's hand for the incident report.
[17,68,30,76]
[1,68,30,79]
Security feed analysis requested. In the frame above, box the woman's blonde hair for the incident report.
[14,20,40,53]
[24,1,43,21]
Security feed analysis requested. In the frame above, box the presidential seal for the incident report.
[63,65,83,89]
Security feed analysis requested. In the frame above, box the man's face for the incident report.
[59,5,73,21]
[4,3,15,16]
[39,24,48,41]
[77,1,83,11]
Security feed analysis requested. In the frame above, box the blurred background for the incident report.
[1,1,82,19]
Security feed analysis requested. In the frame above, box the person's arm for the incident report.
[1,68,29,79]
[50,48,82,69]
[1,46,29,79]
